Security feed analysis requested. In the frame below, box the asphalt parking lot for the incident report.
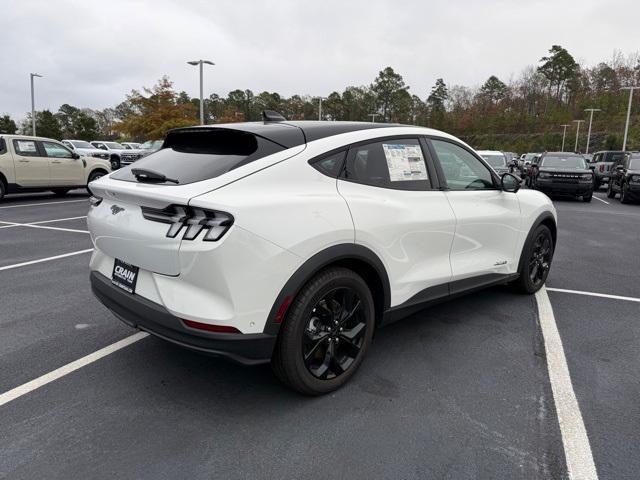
[0,188,638,480]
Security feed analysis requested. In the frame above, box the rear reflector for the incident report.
[182,319,241,334]
[274,295,293,324]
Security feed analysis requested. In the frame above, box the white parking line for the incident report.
[592,196,609,205]
[546,287,640,304]
[0,199,87,209]
[536,287,598,480]
[0,216,88,230]
[0,220,88,234]
[0,248,93,272]
[0,332,148,408]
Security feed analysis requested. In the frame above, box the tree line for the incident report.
[1,45,639,153]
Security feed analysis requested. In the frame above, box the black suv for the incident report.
[607,152,640,203]
[530,152,594,202]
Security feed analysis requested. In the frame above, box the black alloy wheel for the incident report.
[528,230,553,288]
[303,287,366,380]
[272,267,375,395]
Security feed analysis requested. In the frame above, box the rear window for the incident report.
[111,129,286,185]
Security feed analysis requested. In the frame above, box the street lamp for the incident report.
[584,108,601,154]
[573,120,584,153]
[621,86,640,150]
[560,124,571,152]
[317,97,326,121]
[187,60,214,125]
[368,113,379,123]
[30,73,42,136]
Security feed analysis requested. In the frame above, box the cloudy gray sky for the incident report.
[1,0,639,120]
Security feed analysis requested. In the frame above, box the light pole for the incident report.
[30,73,42,136]
[573,120,584,153]
[621,86,639,150]
[368,113,379,123]
[584,108,601,154]
[560,124,571,152]
[318,97,326,121]
[187,60,214,125]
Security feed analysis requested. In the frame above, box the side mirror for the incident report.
[71,152,80,159]
[501,172,521,193]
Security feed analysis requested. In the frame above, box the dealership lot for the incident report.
[0,190,638,480]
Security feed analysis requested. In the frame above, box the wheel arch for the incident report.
[88,168,109,182]
[517,211,557,273]
[263,243,391,335]
[0,171,7,191]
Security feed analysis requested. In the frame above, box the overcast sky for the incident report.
[1,0,639,120]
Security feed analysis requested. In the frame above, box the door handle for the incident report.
[51,161,62,164]
[18,159,30,163]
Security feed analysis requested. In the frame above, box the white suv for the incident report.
[87,117,557,394]
[0,135,111,199]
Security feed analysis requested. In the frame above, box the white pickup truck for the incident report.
[0,134,111,200]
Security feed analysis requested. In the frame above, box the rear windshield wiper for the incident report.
[131,168,179,184]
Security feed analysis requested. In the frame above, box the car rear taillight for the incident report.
[141,204,233,241]
[599,165,605,172]
[182,319,241,333]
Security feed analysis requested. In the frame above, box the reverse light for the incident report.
[141,204,233,241]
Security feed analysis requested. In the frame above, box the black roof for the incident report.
[168,121,401,149]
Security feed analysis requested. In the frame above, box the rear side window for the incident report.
[342,138,431,191]
[111,129,286,185]
[13,139,40,156]
[0,138,6,155]
[310,150,346,178]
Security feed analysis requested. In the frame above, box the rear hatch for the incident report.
[88,125,306,276]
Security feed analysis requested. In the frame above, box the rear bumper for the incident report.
[90,271,276,365]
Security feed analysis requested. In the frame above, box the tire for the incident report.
[511,224,554,294]
[0,180,5,200]
[582,193,592,202]
[620,183,630,204]
[593,179,600,190]
[272,267,375,395]
[606,183,616,198]
[51,188,70,197]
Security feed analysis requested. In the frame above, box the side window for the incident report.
[42,141,73,158]
[94,143,106,150]
[343,138,431,191]
[13,139,40,156]
[431,139,495,191]
[0,138,6,155]
[311,150,346,178]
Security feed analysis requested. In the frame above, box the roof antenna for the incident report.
[262,110,287,122]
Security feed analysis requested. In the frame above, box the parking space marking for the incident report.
[0,332,148,408]
[536,287,598,480]
[0,199,87,210]
[547,287,640,304]
[0,216,88,230]
[0,248,94,272]
[592,196,609,205]
[0,220,88,234]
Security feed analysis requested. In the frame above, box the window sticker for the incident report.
[17,141,37,153]
[382,144,428,182]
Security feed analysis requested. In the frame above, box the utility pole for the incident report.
[584,108,601,154]
[573,120,584,153]
[318,97,326,121]
[30,73,42,136]
[368,113,379,123]
[621,86,639,150]
[187,60,214,125]
[560,124,571,152]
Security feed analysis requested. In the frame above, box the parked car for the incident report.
[0,134,110,200]
[606,152,640,203]
[530,152,593,202]
[61,139,117,169]
[591,150,626,190]
[87,119,557,395]
[121,142,141,150]
[476,150,510,175]
[90,141,145,167]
